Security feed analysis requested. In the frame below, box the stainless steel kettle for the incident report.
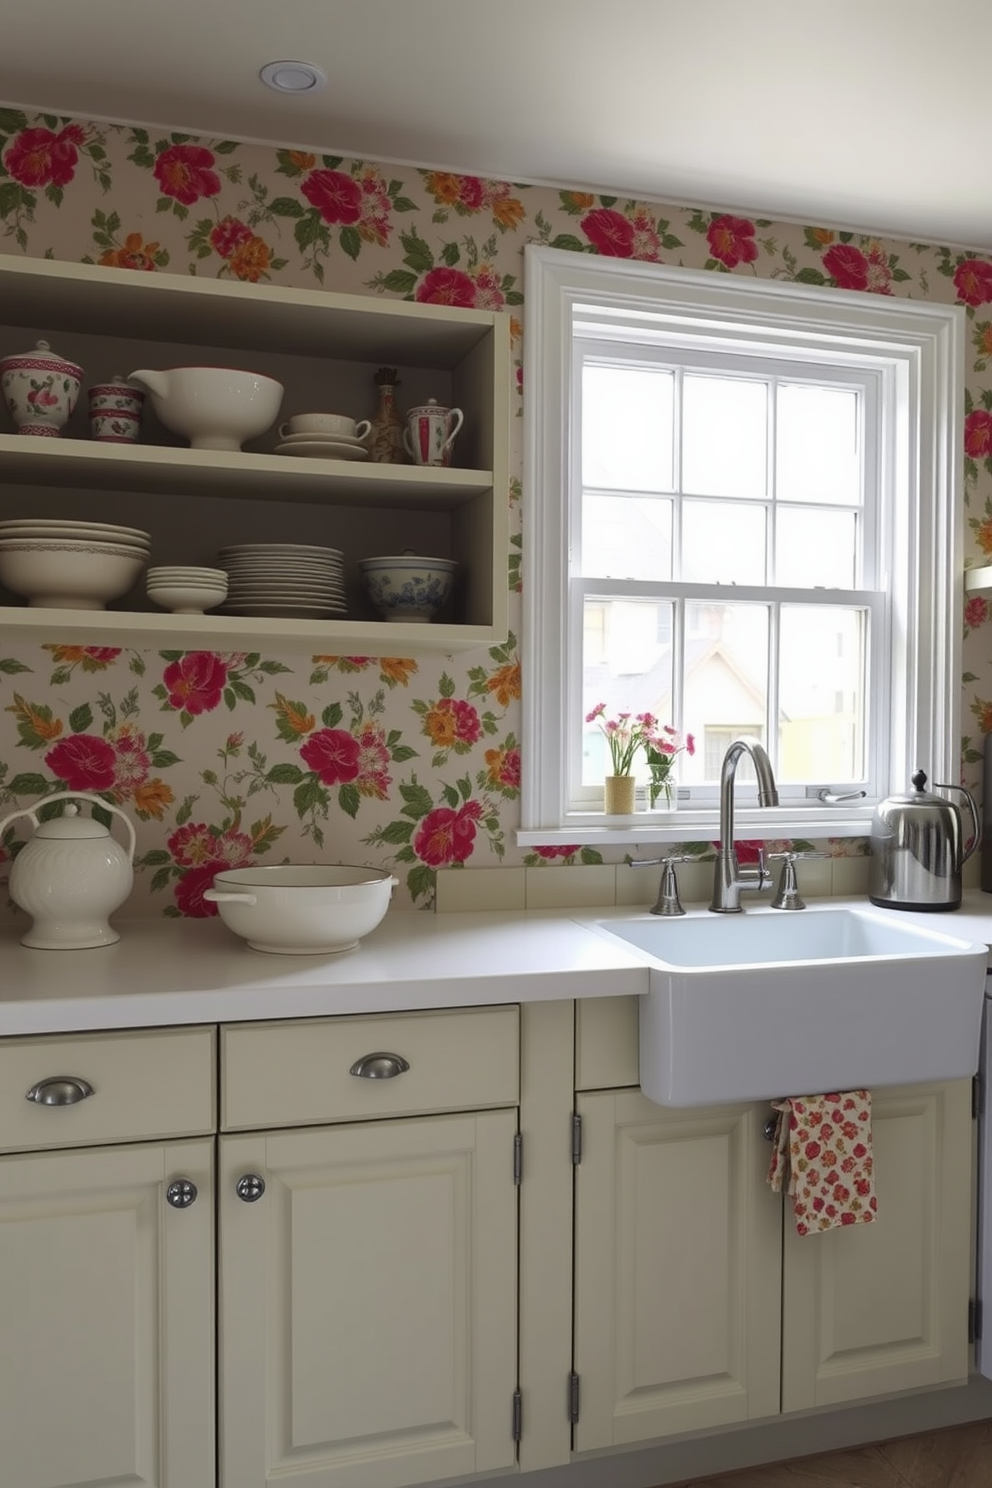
[868,769,980,911]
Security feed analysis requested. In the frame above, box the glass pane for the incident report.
[776,507,858,587]
[582,363,674,492]
[683,601,768,786]
[777,383,861,506]
[581,598,674,787]
[682,375,767,498]
[777,605,866,783]
[581,495,673,579]
[682,501,766,584]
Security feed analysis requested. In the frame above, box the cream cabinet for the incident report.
[217,1006,521,1488]
[0,252,510,656]
[569,997,974,1454]
[0,1025,217,1488]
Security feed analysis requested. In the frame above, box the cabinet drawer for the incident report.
[0,1025,216,1153]
[221,1005,520,1130]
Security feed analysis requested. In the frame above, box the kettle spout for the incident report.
[127,369,167,399]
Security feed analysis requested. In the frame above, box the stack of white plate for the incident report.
[216,543,347,618]
[0,517,151,551]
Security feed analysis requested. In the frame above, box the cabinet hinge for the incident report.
[973,1072,984,1120]
[571,1112,582,1165]
[568,1370,580,1424]
[512,1387,523,1442]
[513,1131,523,1186]
[970,1297,983,1344]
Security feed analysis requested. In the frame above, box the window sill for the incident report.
[517,806,874,848]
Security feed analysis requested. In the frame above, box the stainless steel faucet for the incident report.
[710,736,780,913]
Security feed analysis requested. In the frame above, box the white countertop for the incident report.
[1,892,991,1037]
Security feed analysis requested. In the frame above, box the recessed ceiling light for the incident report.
[259,61,327,94]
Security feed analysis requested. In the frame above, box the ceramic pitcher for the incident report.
[402,398,464,467]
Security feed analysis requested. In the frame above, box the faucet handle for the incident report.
[767,850,828,910]
[629,854,692,916]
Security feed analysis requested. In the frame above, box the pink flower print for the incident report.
[954,258,992,308]
[175,861,229,918]
[965,408,992,459]
[302,168,362,225]
[413,800,484,867]
[823,242,869,291]
[531,844,582,860]
[28,384,59,408]
[300,727,362,785]
[162,652,229,715]
[153,144,221,206]
[169,822,223,867]
[707,215,759,269]
[210,216,254,259]
[581,207,636,257]
[354,723,392,799]
[4,124,86,188]
[45,733,117,792]
[415,267,478,306]
[107,726,152,793]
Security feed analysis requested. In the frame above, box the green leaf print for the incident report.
[68,704,93,733]
[6,772,50,796]
[266,763,305,785]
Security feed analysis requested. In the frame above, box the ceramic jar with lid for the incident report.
[402,398,464,467]
[0,339,83,436]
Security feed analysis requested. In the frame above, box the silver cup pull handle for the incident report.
[26,1076,95,1106]
[349,1052,411,1080]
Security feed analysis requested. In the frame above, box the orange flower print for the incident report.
[810,227,835,245]
[287,150,316,171]
[271,693,316,737]
[971,699,992,733]
[973,322,992,360]
[18,700,64,742]
[484,745,521,792]
[485,183,526,231]
[380,657,417,686]
[132,778,175,819]
[486,661,521,707]
[562,191,596,211]
[228,234,272,282]
[422,697,482,750]
[974,518,992,556]
[44,645,122,670]
[98,232,161,271]
[424,171,467,206]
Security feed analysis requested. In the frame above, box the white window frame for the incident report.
[520,245,965,846]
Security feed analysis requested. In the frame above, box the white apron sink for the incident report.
[586,906,988,1107]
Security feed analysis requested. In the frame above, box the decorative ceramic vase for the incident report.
[604,775,637,815]
[368,366,406,464]
[402,398,464,467]
[88,375,145,443]
[0,339,83,437]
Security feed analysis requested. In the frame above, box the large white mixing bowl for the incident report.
[128,366,284,451]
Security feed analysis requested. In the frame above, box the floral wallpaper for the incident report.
[1,107,992,917]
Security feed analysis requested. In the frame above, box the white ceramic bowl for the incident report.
[202,864,398,954]
[0,539,147,608]
[359,554,457,622]
[147,579,228,614]
[127,366,284,451]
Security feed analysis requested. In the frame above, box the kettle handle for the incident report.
[0,790,137,864]
[934,782,982,863]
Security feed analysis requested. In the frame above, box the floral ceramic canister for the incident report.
[0,339,83,436]
[402,398,464,467]
[88,375,145,443]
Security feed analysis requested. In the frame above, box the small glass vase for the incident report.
[604,775,637,815]
[649,775,678,811]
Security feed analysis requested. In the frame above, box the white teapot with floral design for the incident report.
[0,339,83,436]
[0,791,136,948]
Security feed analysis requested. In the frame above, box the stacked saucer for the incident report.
[216,543,347,618]
[146,565,228,615]
[273,431,369,462]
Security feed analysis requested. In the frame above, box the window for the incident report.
[521,246,965,844]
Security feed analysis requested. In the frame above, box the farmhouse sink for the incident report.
[586,906,988,1107]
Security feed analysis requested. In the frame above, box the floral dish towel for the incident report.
[767,1091,877,1236]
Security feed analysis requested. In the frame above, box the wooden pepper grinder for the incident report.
[368,366,407,463]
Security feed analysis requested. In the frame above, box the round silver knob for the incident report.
[166,1179,198,1208]
[349,1052,410,1080]
[236,1173,266,1202]
[25,1076,95,1106]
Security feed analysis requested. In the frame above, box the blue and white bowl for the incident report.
[359,553,457,622]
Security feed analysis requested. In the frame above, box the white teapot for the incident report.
[0,791,136,949]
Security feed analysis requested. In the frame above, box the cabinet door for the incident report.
[782,1079,973,1411]
[0,1138,214,1488]
[573,1090,781,1452]
[219,1109,518,1488]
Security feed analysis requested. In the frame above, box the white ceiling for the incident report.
[5,0,991,250]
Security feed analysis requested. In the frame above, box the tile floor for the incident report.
[671,1418,992,1486]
